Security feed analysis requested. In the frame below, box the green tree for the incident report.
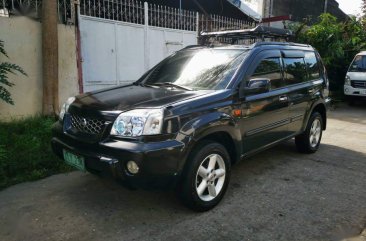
[0,40,27,105]
[292,14,366,92]
[362,0,366,29]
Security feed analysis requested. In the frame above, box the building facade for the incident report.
[262,0,349,28]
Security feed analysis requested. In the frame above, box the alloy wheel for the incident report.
[309,118,322,148]
[195,154,226,202]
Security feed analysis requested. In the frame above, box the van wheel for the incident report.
[178,141,231,212]
[348,99,356,106]
[295,112,323,153]
[346,96,355,106]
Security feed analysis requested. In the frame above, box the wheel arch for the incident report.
[303,102,327,131]
[195,131,240,165]
[312,104,327,130]
[178,112,242,174]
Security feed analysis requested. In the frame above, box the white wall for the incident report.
[0,17,79,121]
[0,17,42,120]
[79,16,198,92]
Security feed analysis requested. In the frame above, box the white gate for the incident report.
[79,1,198,92]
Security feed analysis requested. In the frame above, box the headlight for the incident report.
[110,109,164,137]
[59,97,75,120]
[345,75,351,85]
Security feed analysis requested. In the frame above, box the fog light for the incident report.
[345,88,349,93]
[127,161,139,174]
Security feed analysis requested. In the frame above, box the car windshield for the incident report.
[141,49,247,90]
[349,55,366,72]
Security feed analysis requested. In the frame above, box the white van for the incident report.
[344,51,366,100]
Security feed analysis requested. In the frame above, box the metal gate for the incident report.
[78,0,198,92]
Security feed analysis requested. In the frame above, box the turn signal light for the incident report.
[233,109,242,117]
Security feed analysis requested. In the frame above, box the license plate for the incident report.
[63,150,85,172]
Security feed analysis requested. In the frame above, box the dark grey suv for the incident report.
[52,41,331,211]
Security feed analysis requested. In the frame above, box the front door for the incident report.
[239,50,290,154]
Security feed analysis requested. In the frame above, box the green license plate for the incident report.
[63,150,85,172]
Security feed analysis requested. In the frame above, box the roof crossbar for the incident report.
[199,26,293,45]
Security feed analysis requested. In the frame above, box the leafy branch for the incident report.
[0,40,27,105]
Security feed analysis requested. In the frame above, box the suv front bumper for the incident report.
[51,122,188,189]
[344,85,366,97]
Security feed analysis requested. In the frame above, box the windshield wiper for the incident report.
[133,82,157,88]
[148,82,193,91]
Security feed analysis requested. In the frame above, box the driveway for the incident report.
[0,103,366,241]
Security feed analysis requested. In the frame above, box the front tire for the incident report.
[178,141,231,212]
[295,112,323,153]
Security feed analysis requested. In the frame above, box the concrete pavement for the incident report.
[0,103,365,241]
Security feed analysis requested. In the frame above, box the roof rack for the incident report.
[253,42,310,48]
[199,26,293,45]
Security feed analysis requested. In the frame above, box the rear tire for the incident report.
[177,141,231,212]
[295,112,323,154]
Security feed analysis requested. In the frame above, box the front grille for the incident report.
[69,115,106,135]
[351,80,366,89]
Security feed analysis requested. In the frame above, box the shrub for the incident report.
[0,116,71,189]
[291,14,366,93]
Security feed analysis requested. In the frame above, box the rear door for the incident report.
[284,51,323,134]
[240,50,290,154]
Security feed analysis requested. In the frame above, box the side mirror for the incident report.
[240,78,271,98]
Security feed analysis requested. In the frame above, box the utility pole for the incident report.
[270,0,274,17]
[42,0,59,116]
[324,0,328,13]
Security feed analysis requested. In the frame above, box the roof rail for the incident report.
[199,26,293,45]
[253,42,311,48]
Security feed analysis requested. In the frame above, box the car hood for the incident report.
[347,72,366,80]
[73,84,213,112]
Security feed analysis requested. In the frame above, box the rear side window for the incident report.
[251,58,284,89]
[283,58,307,85]
[304,52,320,80]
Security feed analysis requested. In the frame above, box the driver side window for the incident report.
[250,58,284,90]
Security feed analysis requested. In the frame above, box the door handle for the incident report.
[279,95,288,102]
